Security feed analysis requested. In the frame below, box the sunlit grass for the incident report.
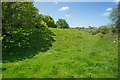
[2,28,118,78]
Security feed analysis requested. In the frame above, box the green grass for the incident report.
[2,28,118,78]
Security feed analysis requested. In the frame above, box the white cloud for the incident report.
[106,8,112,11]
[103,12,111,16]
[102,7,112,17]
[115,0,120,2]
[65,14,71,17]
[115,0,120,4]
[59,7,69,11]
[54,2,58,4]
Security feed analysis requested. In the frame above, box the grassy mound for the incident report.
[2,28,118,78]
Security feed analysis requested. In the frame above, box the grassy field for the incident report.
[2,28,118,78]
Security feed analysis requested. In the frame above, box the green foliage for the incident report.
[56,19,69,28]
[88,26,93,29]
[2,2,38,49]
[84,25,118,38]
[34,14,48,28]
[2,2,118,78]
[91,30,98,35]
[109,8,118,22]
[84,28,98,35]
[108,24,117,33]
[2,2,55,54]
[3,28,118,78]
[76,27,85,30]
[109,3,119,29]
[98,25,109,34]
[42,15,57,28]
[2,2,38,29]
[103,33,118,38]
[116,3,120,30]
[96,33,104,38]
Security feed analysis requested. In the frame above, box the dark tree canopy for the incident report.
[2,2,39,29]
[56,19,69,28]
[2,2,55,52]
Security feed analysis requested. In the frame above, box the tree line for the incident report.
[76,3,120,38]
[2,2,119,50]
[2,2,69,51]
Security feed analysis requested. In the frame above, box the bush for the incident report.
[98,25,109,34]
[42,15,57,28]
[2,2,38,49]
[108,24,116,33]
[96,33,104,38]
[2,2,55,53]
[56,19,69,28]
[76,27,85,31]
[103,33,118,38]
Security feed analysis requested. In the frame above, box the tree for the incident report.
[88,26,93,29]
[109,8,118,23]
[56,19,69,28]
[34,14,48,28]
[2,2,55,52]
[109,3,120,33]
[98,25,109,34]
[2,2,38,29]
[42,15,57,28]
[109,3,120,28]
[116,3,120,30]
[108,24,116,33]
[2,2,39,48]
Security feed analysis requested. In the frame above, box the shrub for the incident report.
[91,32,96,35]
[56,19,69,28]
[98,25,109,34]
[96,33,104,38]
[2,2,55,52]
[76,27,85,31]
[42,15,57,28]
[103,33,118,38]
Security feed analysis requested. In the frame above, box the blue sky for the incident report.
[33,2,118,28]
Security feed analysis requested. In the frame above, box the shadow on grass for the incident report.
[2,28,56,63]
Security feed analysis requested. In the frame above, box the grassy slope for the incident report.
[2,28,118,78]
